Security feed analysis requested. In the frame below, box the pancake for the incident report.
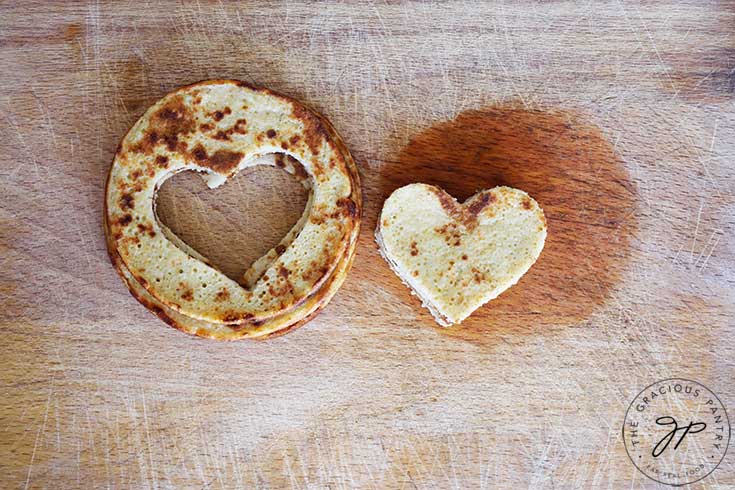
[105,80,361,338]
[376,184,546,326]
[106,80,360,324]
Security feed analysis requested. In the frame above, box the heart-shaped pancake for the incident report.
[376,184,546,326]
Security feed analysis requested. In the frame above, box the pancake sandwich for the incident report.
[376,184,545,326]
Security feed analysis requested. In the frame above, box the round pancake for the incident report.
[106,80,359,324]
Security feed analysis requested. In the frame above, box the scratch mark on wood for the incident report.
[24,390,52,490]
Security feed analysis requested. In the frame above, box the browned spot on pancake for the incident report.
[155,155,169,167]
[280,290,296,305]
[208,119,249,141]
[159,107,181,120]
[471,267,486,284]
[209,150,243,172]
[113,232,122,241]
[292,159,309,180]
[434,222,462,246]
[289,135,301,145]
[130,95,196,155]
[215,288,230,302]
[312,160,325,178]
[410,241,419,256]
[467,192,495,216]
[119,193,134,210]
[232,119,248,134]
[131,169,142,180]
[179,285,194,302]
[224,107,231,115]
[521,197,532,210]
[382,219,389,227]
[461,254,468,260]
[336,197,357,218]
[412,270,419,277]
[278,266,290,279]
[200,123,214,132]
[291,105,329,155]
[305,265,329,284]
[281,142,289,150]
[167,138,181,152]
[194,96,202,105]
[274,154,286,168]
[222,311,255,324]
[125,235,140,245]
[116,214,133,227]
[212,110,225,121]
[190,143,243,174]
[329,208,344,220]
[136,222,156,238]
[192,146,206,160]
[266,129,277,138]
[430,187,461,218]
[275,244,286,255]
[429,186,486,230]
[427,187,492,229]
[222,312,240,323]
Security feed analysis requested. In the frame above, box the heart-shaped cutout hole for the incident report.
[155,158,309,283]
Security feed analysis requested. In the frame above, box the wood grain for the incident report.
[1,1,734,488]
[156,164,310,283]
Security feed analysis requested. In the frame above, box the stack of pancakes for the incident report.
[104,80,361,340]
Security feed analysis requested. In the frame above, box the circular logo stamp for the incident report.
[623,378,730,486]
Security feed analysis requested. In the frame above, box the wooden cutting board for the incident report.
[1,1,733,488]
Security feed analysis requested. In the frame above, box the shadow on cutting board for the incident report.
[375,105,638,343]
